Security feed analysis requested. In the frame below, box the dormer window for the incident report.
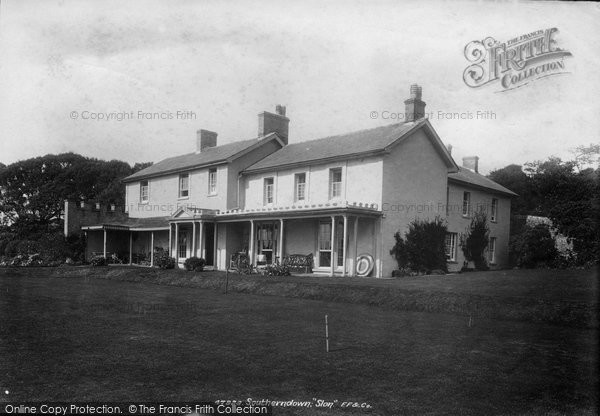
[329,168,342,199]
[179,173,189,198]
[140,180,149,203]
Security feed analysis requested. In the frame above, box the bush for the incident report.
[90,255,107,267]
[184,256,206,272]
[460,211,490,270]
[509,223,557,268]
[390,216,448,273]
[154,249,175,269]
[264,263,291,276]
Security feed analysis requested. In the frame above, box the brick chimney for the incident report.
[196,129,217,153]
[404,84,426,122]
[258,105,289,144]
[462,156,479,173]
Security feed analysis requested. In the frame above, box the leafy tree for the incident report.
[460,211,489,270]
[0,153,153,236]
[488,164,537,215]
[390,216,448,273]
[509,223,557,268]
[525,157,599,264]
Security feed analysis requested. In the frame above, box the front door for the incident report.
[178,231,190,261]
[204,223,215,266]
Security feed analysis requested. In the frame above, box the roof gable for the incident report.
[243,118,457,174]
[448,167,518,197]
[123,133,283,183]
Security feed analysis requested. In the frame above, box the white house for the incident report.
[70,85,516,276]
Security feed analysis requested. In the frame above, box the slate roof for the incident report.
[123,135,278,182]
[448,167,518,197]
[81,216,171,230]
[243,120,425,173]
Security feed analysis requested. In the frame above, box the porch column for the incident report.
[352,216,359,277]
[168,224,172,256]
[249,220,255,265]
[342,215,348,277]
[278,219,284,263]
[150,231,155,267]
[192,222,196,258]
[103,229,107,258]
[199,221,204,259]
[330,216,336,277]
[174,223,179,264]
[213,222,218,268]
[129,231,133,265]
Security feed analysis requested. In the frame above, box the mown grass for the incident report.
[0,271,598,415]
[14,266,597,328]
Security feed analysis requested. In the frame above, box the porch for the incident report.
[214,206,382,277]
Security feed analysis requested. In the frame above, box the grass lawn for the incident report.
[0,272,597,415]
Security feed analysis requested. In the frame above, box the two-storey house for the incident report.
[71,85,516,276]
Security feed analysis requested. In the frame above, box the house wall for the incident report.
[241,156,384,210]
[125,164,229,218]
[380,128,450,277]
[228,139,282,210]
[446,182,511,271]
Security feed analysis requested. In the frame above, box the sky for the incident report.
[0,0,599,174]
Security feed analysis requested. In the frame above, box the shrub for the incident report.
[184,256,206,272]
[509,223,557,268]
[460,211,489,270]
[4,240,19,257]
[264,263,291,276]
[90,255,107,267]
[154,249,175,269]
[390,216,448,273]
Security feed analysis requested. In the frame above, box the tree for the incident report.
[488,164,537,215]
[0,153,153,236]
[460,211,489,270]
[525,157,599,264]
[390,216,448,273]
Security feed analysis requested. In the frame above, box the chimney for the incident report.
[196,129,217,153]
[258,105,289,145]
[462,156,479,173]
[404,84,426,122]
[446,143,453,155]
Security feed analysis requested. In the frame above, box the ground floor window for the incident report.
[257,222,278,263]
[489,237,497,264]
[318,221,332,267]
[445,232,458,262]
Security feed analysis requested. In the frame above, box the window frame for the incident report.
[490,198,498,222]
[208,168,218,196]
[140,180,149,203]
[329,167,343,200]
[462,191,471,217]
[178,173,190,199]
[445,232,458,262]
[263,177,274,205]
[294,172,306,202]
[489,237,497,264]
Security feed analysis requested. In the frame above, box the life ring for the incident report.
[356,253,374,277]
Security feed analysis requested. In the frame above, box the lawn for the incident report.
[0,271,597,415]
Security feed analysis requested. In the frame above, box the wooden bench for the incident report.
[282,253,313,274]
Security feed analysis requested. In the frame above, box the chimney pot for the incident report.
[196,129,218,153]
[462,156,479,173]
[404,84,426,122]
[446,144,453,155]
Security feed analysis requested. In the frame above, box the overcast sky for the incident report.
[0,0,598,174]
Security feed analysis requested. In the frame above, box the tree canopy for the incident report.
[0,153,152,234]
